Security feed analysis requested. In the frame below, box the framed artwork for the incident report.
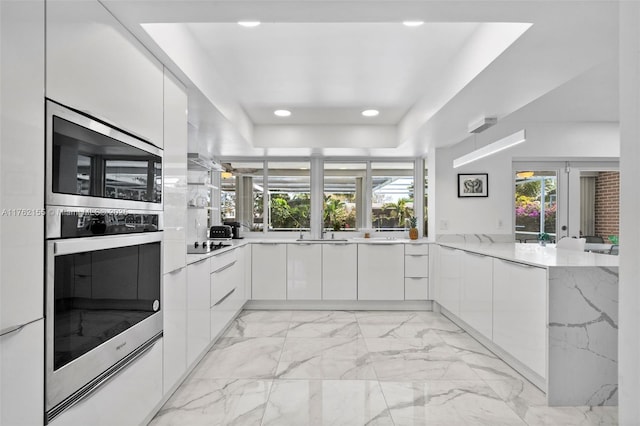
[458,173,488,197]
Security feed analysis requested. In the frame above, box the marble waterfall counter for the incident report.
[439,242,618,407]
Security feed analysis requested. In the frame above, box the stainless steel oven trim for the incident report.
[45,100,163,212]
[46,206,163,239]
[45,233,163,412]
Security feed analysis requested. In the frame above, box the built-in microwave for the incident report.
[46,100,163,211]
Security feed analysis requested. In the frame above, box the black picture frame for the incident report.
[458,173,488,198]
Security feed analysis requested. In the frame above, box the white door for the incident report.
[322,243,357,300]
[287,244,322,300]
[357,244,404,300]
[252,244,287,299]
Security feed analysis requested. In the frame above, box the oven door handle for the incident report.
[53,232,162,255]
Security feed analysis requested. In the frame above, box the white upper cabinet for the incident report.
[287,244,322,300]
[46,0,164,147]
[162,70,188,274]
[322,243,357,300]
[252,244,287,300]
[357,244,404,300]
[0,0,45,331]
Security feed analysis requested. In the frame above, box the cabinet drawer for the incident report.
[405,255,429,277]
[210,285,238,339]
[210,262,237,307]
[405,277,429,300]
[405,244,429,255]
[210,249,237,273]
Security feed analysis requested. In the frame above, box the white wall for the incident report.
[618,2,640,424]
[432,121,619,237]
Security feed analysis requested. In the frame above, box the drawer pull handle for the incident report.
[213,288,236,306]
[0,317,42,337]
[212,260,237,274]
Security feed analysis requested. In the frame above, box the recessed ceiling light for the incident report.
[238,21,261,27]
[403,21,424,27]
[361,109,379,117]
[274,109,291,117]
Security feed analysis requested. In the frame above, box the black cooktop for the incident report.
[187,241,232,254]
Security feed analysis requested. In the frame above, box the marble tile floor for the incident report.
[149,310,617,426]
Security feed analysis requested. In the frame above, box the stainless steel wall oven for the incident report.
[45,101,163,422]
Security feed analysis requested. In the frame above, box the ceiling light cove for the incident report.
[361,109,380,117]
[274,109,291,117]
[238,21,261,28]
[403,21,424,27]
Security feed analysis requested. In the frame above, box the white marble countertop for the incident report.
[438,242,619,268]
[186,238,434,264]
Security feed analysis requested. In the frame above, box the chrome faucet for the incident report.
[299,231,304,240]
[321,230,327,239]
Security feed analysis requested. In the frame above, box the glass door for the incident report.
[514,170,559,242]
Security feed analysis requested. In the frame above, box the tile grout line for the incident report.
[259,311,293,426]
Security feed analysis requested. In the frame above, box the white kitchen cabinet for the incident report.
[162,267,187,393]
[0,0,45,331]
[0,319,44,426]
[46,0,164,146]
[322,243,358,300]
[252,244,287,299]
[210,249,241,339]
[435,246,463,315]
[162,70,188,274]
[287,244,322,300]
[357,244,404,300]
[242,245,252,300]
[186,257,210,366]
[404,243,429,300]
[493,258,547,378]
[48,339,162,426]
[459,251,493,339]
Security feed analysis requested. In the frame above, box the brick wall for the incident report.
[595,171,620,243]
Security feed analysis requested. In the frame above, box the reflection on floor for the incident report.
[149,310,617,426]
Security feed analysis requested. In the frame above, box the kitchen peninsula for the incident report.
[435,242,618,407]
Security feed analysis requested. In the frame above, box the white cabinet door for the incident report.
[186,258,210,366]
[162,267,187,393]
[287,244,322,300]
[49,339,163,426]
[493,258,547,378]
[1,0,45,331]
[162,71,188,274]
[435,246,463,316]
[210,251,241,339]
[252,244,287,300]
[0,319,44,426]
[322,244,357,300]
[405,278,429,300]
[405,254,429,277]
[459,251,493,339]
[357,244,404,300]
[46,0,164,146]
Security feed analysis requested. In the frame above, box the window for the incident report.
[220,162,264,231]
[424,160,428,237]
[323,162,366,231]
[267,162,310,231]
[371,162,415,230]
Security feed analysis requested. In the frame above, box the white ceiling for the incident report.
[182,22,481,125]
[103,0,620,158]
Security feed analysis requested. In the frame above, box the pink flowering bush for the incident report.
[516,196,556,233]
